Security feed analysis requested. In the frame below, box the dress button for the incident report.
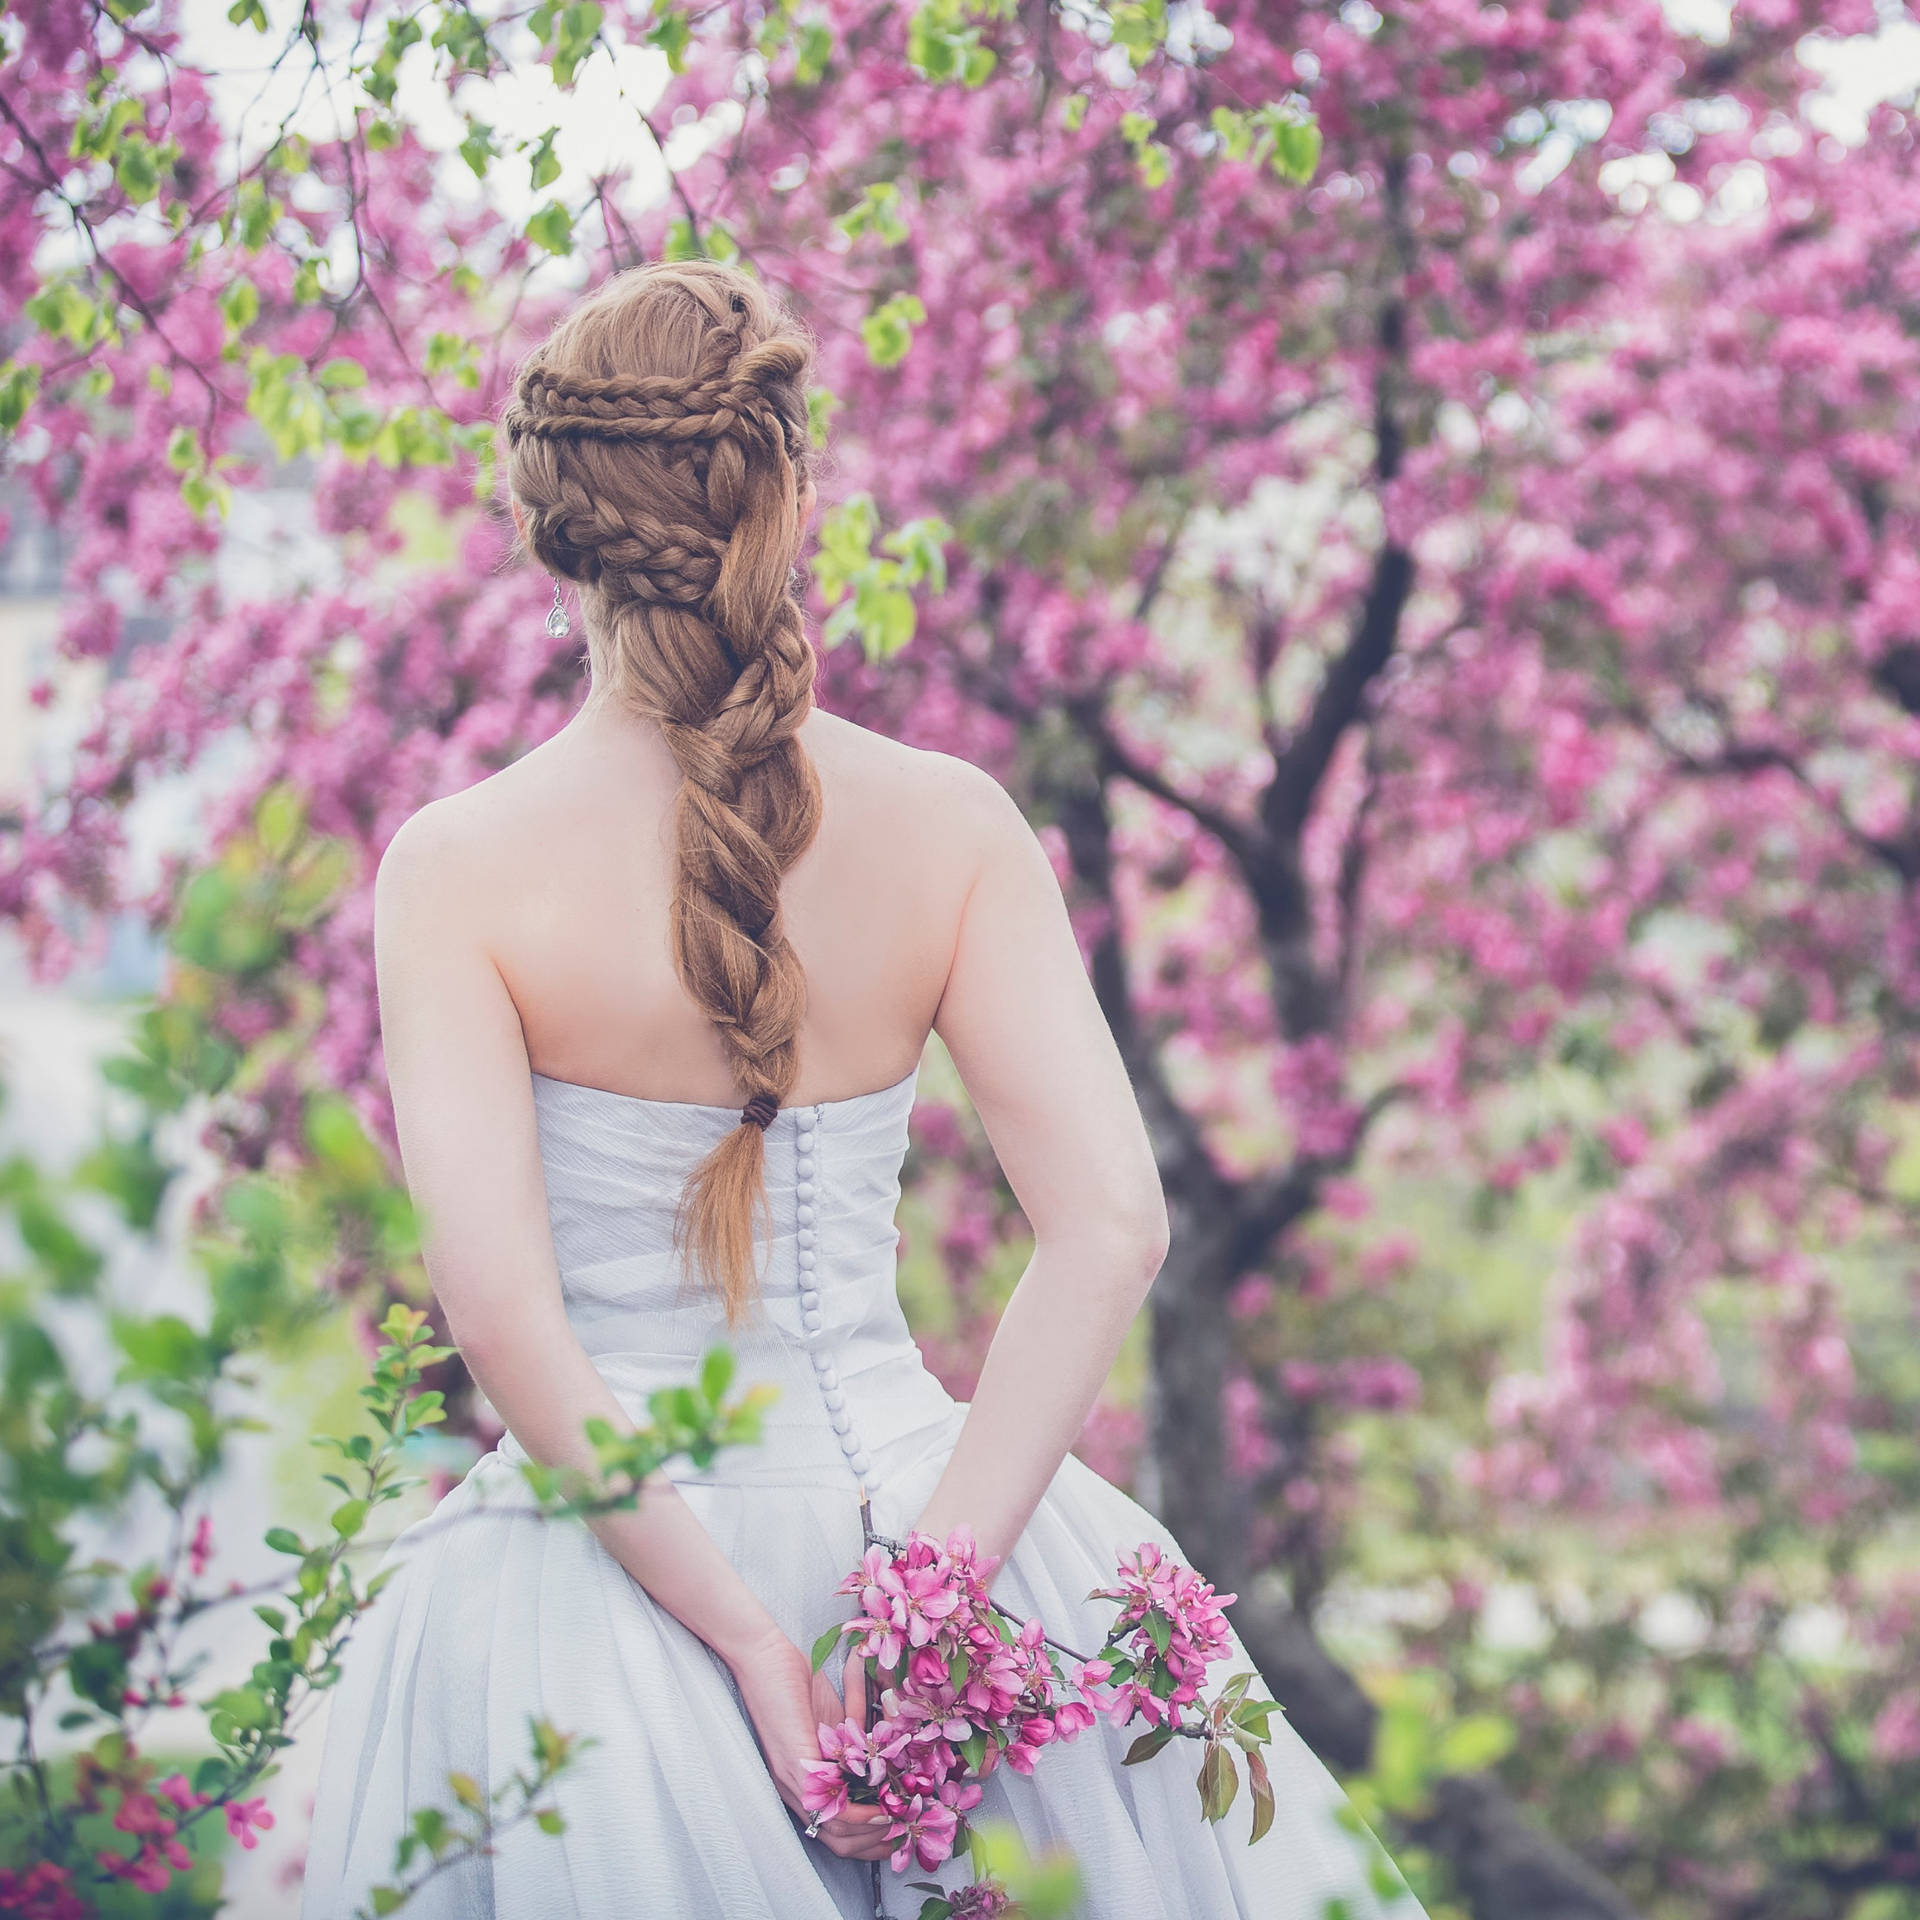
[823,1388,845,1411]
[839,1431,862,1458]
[798,1251,815,1272]
[830,1410,851,1436]
[814,1362,837,1387]
[799,1288,820,1311]
[797,1130,815,1150]
[796,1181,815,1202]
[849,1451,873,1478]
[801,1311,822,1335]
[797,1204,814,1226]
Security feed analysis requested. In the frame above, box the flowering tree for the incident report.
[7,0,1920,1914]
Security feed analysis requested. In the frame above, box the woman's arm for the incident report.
[913,772,1171,1565]
[374,805,890,1858]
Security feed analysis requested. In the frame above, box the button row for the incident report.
[794,1106,875,1489]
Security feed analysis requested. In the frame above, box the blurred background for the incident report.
[4,1,1920,1915]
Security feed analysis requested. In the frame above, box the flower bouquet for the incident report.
[803,1529,1282,1910]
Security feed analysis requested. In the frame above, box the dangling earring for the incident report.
[544,578,571,639]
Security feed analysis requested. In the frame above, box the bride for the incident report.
[301,261,1422,1919]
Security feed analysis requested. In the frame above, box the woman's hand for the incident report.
[726,1629,893,1861]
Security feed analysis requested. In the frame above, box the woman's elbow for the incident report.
[1082,1183,1170,1296]
[1127,1193,1172,1285]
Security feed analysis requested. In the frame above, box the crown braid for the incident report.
[504,264,822,1324]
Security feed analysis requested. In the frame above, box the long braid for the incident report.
[503,265,822,1323]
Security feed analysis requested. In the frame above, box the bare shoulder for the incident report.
[374,778,514,947]
[375,732,573,925]
[803,710,1040,876]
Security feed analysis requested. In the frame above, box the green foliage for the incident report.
[1351,1671,1516,1823]
[530,1,606,88]
[810,493,951,663]
[861,291,928,368]
[0,361,41,433]
[1118,111,1170,189]
[908,1820,1081,1917]
[0,791,766,1910]
[357,1719,580,1918]
[647,8,693,72]
[905,0,1006,87]
[1107,0,1167,69]
[836,182,911,247]
[525,201,575,258]
[1210,104,1323,184]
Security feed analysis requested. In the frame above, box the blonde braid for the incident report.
[504,264,822,1323]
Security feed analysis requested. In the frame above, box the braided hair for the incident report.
[503,262,822,1325]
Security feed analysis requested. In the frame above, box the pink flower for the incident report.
[98,1837,190,1892]
[0,1863,88,1920]
[226,1797,275,1849]
[947,1884,1014,1918]
[885,1794,958,1872]
[157,1773,207,1812]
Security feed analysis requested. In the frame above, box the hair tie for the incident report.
[741,1092,778,1131]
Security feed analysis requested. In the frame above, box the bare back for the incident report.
[402,702,995,1106]
[375,673,1162,1419]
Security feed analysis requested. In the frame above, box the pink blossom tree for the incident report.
[6,0,1920,1913]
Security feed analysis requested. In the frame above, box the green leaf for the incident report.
[526,201,575,257]
[68,1640,128,1713]
[810,1622,844,1673]
[836,182,910,247]
[460,120,497,180]
[1197,1740,1238,1823]
[794,21,833,84]
[0,361,42,433]
[1246,1747,1275,1844]
[220,276,260,334]
[527,127,563,191]
[264,1527,305,1555]
[1273,118,1322,184]
[116,136,165,205]
[535,1807,566,1834]
[1123,1725,1175,1766]
[547,0,604,85]
[1436,1711,1515,1775]
[699,1346,734,1406]
[860,292,926,369]
[648,8,691,71]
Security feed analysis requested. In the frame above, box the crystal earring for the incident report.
[544,579,571,640]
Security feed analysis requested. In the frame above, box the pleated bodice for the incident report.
[522,1065,956,1498]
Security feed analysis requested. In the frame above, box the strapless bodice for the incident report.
[526,1065,957,1497]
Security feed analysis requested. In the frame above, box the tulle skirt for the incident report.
[300,1398,1419,1919]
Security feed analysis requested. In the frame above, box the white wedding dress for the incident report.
[302,1067,1422,1918]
